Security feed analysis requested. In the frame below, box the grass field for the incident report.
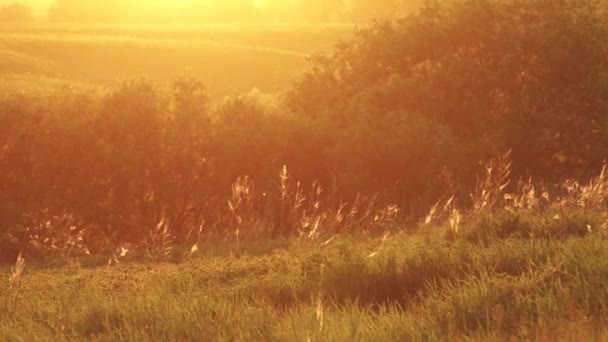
[2,217,608,341]
[0,23,353,97]
[2,6,608,340]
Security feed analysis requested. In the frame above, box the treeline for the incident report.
[2,0,608,260]
[0,3,34,22]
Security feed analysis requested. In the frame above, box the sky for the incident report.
[0,0,421,22]
[0,0,53,17]
[1,1,322,17]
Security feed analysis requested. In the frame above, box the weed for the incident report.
[1,253,25,319]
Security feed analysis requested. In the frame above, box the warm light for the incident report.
[173,0,190,9]
[252,0,263,9]
[4,0,419,23]
[135,0,193,9]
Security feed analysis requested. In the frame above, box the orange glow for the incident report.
[252,0,264,9]
[2,0,422,23]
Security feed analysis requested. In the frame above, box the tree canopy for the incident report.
[288,0,608,195]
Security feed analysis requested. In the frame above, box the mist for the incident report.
[2,0,422,23]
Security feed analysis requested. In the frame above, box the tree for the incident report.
[287,0,608,204]
[0,3,34,22]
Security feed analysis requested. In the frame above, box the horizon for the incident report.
[0,0,420,22]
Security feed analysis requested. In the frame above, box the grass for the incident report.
[2,15,608,341]
[2,218,608,341]
[3,153,608,340]
[0,23,352,98]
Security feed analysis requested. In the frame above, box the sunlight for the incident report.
[7,0,424,23]
[3,1,608,339]
[103,0,268,11]
[252,0,264,9]
[172,0,191,9]
[137,0,194,9]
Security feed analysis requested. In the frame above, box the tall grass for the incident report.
[2,226,608,340]
[0,253,25,319]
[2,144,608,340]
[6,148,608,266]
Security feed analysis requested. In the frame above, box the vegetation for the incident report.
[0,23,351,97]
[2,192,608,340]
[0,3,34,22]
[3,0,608,255]
[2,140,608,339]
[2,0,608,339]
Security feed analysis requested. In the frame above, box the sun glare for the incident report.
[172,0,190,9]
[252,0,264,9]
[10,0,417,22]
[145,0,270,11]
[139,0,193,9]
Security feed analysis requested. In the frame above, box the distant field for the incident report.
[0,23,354,97]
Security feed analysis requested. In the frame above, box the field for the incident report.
[2,155,608,340]
[0,23,352,96]
[3,1,608,340]
[3,222,608,341]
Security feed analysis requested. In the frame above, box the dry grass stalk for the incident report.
[368,232,391,258]
[228,175,254,226]
[228,175,258,241]
[108,245,130,267]
[144,218,175,262]
[449,209,462,234]
[2,252,26,318]
[8,211,90,259]
[424,196,455,226]
[221,166,404,240]
[314,260,325,340]
[425,153,608,237]
[560,162,608,209]
[471,150,512,213]
[503,178,548,212]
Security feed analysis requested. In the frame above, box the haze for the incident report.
[1,0,421,22]
[3,1,608,340]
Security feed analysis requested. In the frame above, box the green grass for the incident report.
[3,215,608,341]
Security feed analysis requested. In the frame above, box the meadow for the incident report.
[3,211,608,340]
[0,23,352,96]
[3,0,608,340]
[2,155,608,341]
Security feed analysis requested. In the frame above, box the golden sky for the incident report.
[1,0,53,16]
[1,0,420,22]
[3,0,318,14]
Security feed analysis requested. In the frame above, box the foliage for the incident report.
[2,0,608,263]
[2,1,608,339]
[288,0,608,196]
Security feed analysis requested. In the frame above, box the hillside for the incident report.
[0,23,352,97]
